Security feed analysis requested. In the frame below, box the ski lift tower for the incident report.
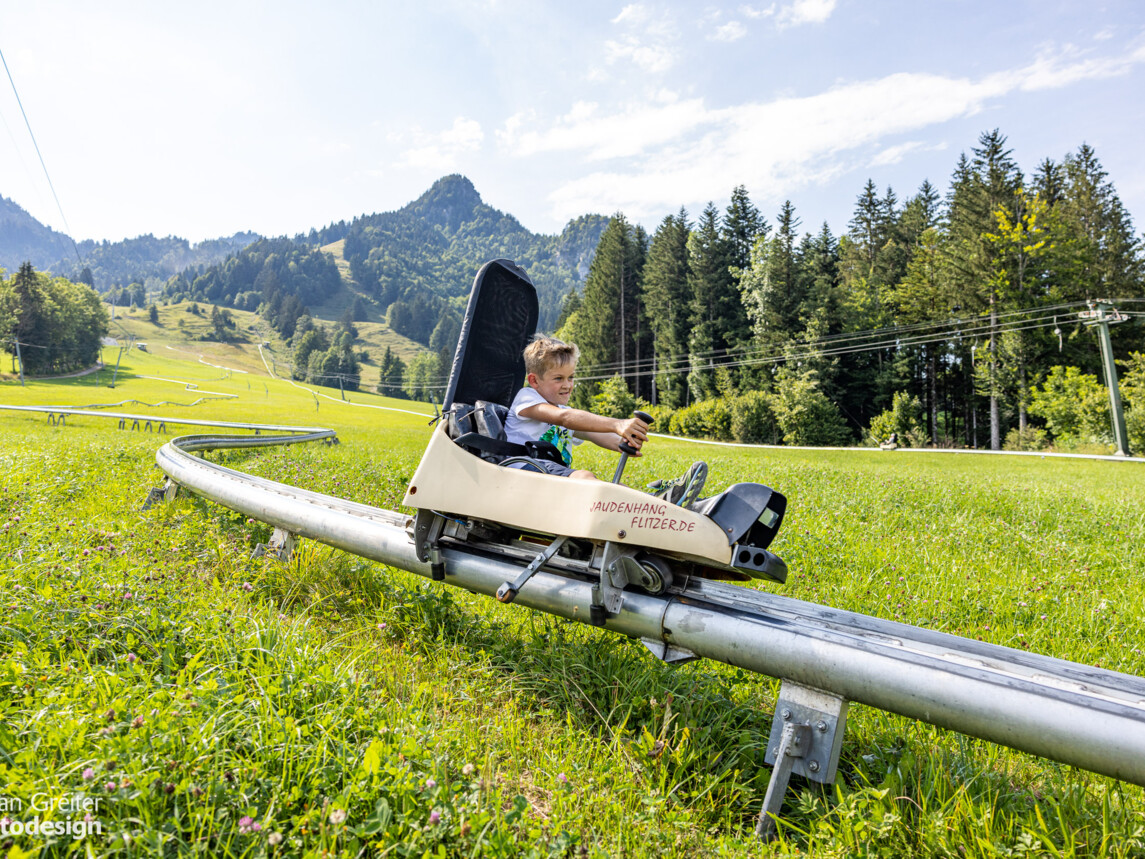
[1078,299,1131,457]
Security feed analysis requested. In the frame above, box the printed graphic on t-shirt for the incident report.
[539,424,575,466]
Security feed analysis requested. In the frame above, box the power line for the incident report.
[577,313,1076,384]
[575,300,1096,380]
[337,299,1113,395]
[0,45,81,264]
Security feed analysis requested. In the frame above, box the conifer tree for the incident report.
[724,185,767,273]
[642,210,692,406]
[687,203,739,398]
[559,213,646,402]
[795,223,844,400]
[741,201,803,350]
[944,129,1022,449]
[377,346,407,398]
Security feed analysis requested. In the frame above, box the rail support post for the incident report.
[756,681,849,841]
[142,478,179,510]
[252,527,296,563]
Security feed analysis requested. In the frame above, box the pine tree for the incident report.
[642,210,692,406]
[377,346,407,398]
[724,185,767,273]
[559,213,646,402]
[1055,144,1144,303]
[943,129,1023,449]
[847,180,886,280]
[795,223,843,400]
[687,203,740,398]
[1031,158,1065,206]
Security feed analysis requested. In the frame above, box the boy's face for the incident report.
[528,360,576,406]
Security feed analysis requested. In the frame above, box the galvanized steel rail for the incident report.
[0,403,331,435]
[154,428,1145,797]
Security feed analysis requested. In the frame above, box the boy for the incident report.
[504,336,646,480]
[504,336,706,505]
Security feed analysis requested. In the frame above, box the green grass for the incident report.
[1,354,1144,857]
[78,291,428,393]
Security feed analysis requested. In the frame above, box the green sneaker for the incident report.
[648,461,707,508]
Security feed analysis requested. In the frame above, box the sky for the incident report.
[2,1,1144,246]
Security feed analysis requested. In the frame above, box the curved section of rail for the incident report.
[155,429,1145,794]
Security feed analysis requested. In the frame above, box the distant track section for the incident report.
[154,427,1145,793]
[0,404,331,435]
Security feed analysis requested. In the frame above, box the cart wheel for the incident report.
[637,556,674,595]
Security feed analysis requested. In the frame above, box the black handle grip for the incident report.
[634,410,653,424]
[618,441,638,455]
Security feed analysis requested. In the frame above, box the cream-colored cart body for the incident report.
[404,421,735,568]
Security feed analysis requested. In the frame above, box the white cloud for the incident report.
[605,36,678,73]
[396,117,484,170]
[512,42,1145,224]
[603,3,680,74]
[869,140,946,168]
[612,4,651,25]
[777,0,837,28]
[711,21,748,42]
[1016,42,1145,91]
[498,98,710,161]
[739,4,777,19]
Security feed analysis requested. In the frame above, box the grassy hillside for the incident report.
[1,352,1144,857]
[89,297,429,391]
[304,240,380,323]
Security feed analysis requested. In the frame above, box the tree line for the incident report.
[558,130,1145,451]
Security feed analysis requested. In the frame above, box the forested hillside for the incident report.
[163,238,343,341]
[0,196,258,291]
[58,232,259,293]
[562,131,1145,453]
[338,175,606,337]
[158,175,607,348]
[0,195,74,273]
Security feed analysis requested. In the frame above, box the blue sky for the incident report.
[2,1,1143,245]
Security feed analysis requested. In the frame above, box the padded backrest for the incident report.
[473,400,509,441]
[446,403,475,440]
[443,260,538,411]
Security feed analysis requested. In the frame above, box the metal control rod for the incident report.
[155,432,1145,788]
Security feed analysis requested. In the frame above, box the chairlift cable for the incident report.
[0,46,82,265]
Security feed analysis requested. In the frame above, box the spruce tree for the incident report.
[943,130,1022,449]
[724,185,767,273]
[687,202,744,398]
[642,210,692,406]
[559,213,646,402]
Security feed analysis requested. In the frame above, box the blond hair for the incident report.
[524,335,580,378]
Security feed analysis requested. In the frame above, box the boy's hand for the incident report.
[615,416,649,451]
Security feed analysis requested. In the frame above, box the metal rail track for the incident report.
[153,428,1145,833]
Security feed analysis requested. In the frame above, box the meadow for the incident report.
[1,343,1143,858]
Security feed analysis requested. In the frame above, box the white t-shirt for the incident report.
[504,386,582,466]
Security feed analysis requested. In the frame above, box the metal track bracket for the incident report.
[252,527,296,562]
[641,638,699,664]
[756,681,849,840]
[141,478,179,510]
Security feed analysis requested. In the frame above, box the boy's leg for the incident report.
[503,458,579,477]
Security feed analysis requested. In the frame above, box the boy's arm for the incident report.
[517,402,647,451]
[573,429,630,453]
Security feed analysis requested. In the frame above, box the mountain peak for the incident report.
[403,174,484,232]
